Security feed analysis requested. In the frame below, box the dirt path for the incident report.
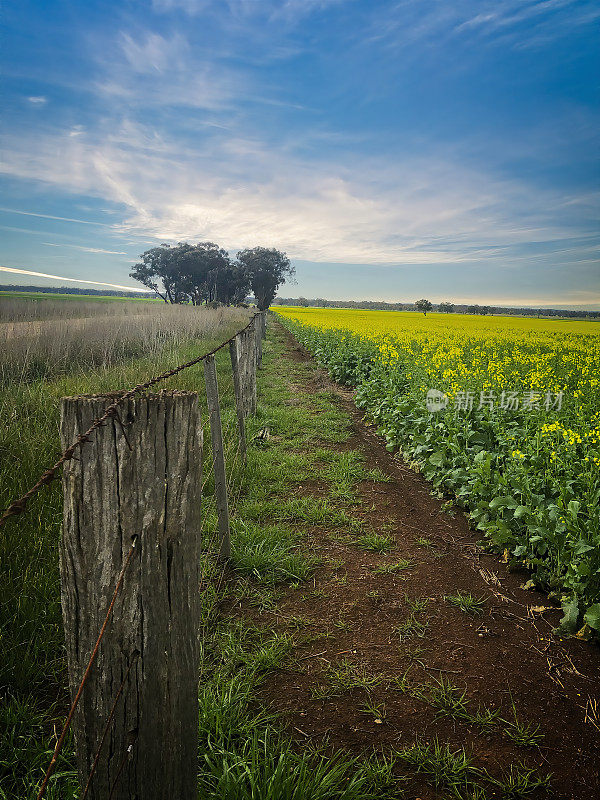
[236,327,600,799]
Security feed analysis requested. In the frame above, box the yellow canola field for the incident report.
[274,307,600,407]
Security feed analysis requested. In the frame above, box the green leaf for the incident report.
[583,604,600,632]
[514,505,529,519]
[428,451,445,467]
[574,540,595,555]
[489,495,518,511]
[555,597,580,634]
[567,500,580,516]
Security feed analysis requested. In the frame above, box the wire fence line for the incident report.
[28,309,267,800]
[0,310,263,530]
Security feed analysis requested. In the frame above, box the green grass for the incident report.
[0,319,552,799]
[353,533,395,553]
[0,290,158,302]
[445,592,487,615]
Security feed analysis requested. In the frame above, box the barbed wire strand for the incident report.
[36,539,138,800]
[0,312,262,529]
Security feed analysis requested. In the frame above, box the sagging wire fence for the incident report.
[0,310,268,800]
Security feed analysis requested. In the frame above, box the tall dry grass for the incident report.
[0,296,157,322]
[0,301,249,383]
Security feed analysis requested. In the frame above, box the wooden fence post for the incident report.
[239,326,255,418]
[248,322,257,414]
[60,392,203,800]
[229,337,247,461]
[255,314,264,368]
[203,354,231,560]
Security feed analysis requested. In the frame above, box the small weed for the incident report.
[354,533,395,553]
[389,670,413,694]
[405,596,429,613]
[396,598,430,641]
[491,762,552,798]
[326,659,384,692]
[428,677,470,719]
[365,467,392,483]
[472,706,502,729]
[359,700,387,722]
[332,616,352,631]
[310,684,336,700]
[502,704,544,747]
[366,590,380,600]
[396,615,428,641]
[415,536,435,549]
[396,738,481,797]
[445,592,487,615]
[285,614,314,630]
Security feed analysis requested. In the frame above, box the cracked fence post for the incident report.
[60,392,203,800]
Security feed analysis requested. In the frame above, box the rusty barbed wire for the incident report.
[0,312,262,529]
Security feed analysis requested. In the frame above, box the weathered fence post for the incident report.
[229,337,247,462]
[248,322,257,414]
[239,326,256,417]
[203,354,231,560]
[255,314,264,367]
[60,392,203,800]
[261,310,267,340]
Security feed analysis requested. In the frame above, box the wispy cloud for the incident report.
[0,207,110,226]
[42,242,128,255]
[1,121,596,265]
[0,266,145,292]
[27,95,47,104]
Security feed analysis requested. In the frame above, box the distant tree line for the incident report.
[0,285,154,298]
[129,243,294,311]
[272,297,600,319]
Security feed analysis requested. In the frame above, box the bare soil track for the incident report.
[233,327,600,800]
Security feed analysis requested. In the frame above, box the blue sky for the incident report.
[1,0,598,307]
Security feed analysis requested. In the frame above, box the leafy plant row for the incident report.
[276,317,600,636]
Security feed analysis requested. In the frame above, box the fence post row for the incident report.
[59,392,203,800]
[204,353,231,561]
[57,312,267,799]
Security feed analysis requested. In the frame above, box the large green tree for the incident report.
[130,241,251,305]
[236,247,294,310]
[130,244,187,303]
[175,242,232,305]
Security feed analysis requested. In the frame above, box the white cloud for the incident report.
[42,242,128,255]
[1,121,596,266]
[27,95,47,104]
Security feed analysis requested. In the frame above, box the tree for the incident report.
[438,302,454,313]
[466,304,493,315]
[415,298,433,315]
[236,247,294,310]
[130,245,187,303]
[176,242,233,305]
